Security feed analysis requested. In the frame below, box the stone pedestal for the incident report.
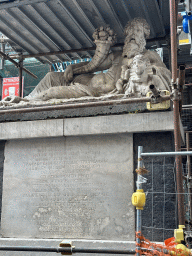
[0,110,181,255]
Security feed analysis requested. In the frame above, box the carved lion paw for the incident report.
[92,26,117,45]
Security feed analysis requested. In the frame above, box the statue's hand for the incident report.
[64,65,73,83]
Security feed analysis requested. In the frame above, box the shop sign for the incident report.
[2,77,24,99]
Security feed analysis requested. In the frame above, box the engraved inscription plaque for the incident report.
[1,134,134,240]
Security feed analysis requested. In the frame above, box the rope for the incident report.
[136,167,149,175]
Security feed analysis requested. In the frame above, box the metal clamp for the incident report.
[149,84,162,104]
[170,90,182,101]
[59,241,74,255]
[149,84,171,104]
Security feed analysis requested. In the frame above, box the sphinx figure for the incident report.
[2,17,171,104]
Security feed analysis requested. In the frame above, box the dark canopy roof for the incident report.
[0,0,170,64]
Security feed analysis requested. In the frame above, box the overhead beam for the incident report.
[0,16,53,64]
[154,0,166,35]
[19,5,72,61]
[88,0,107,24]
[119,0,133,20]
[10,46,97,59]
[0,0,47,9]
[43,2,82,60]
[71,0,96,31]
[57,0,94,45]
[9,36,168,60]
[138,0,160,48]
[5,9,55,63]
[0,25,50,64]
[103,0,124,33]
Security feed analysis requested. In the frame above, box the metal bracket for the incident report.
[184,231,192,240]
[149,84,161,104]
[150,95,161,104]
[170,90,182,101]
[59,240,74,255]
[170,79,182,101]
[150,90,170,104]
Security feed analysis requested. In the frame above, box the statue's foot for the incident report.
[3,96,21,103]
[1,96,29,105]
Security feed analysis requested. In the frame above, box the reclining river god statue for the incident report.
[2,17,171,104]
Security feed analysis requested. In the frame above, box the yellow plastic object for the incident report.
[170,244,191,256]
[174,225,185,243]
[132,189,146,210]
[146,90,170,111]
[59,240,74,255]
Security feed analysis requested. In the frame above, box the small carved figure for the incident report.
[114,65,129,94]
[123,54,152,97]
[123,54,171,97]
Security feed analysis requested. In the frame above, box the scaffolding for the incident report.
[134,146,192,256]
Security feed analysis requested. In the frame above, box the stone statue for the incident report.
[124,54,152,97]
[114,54,171,97]
[2,17,171,104]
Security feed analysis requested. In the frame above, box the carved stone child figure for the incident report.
[124,54,152,97]
[114,65,129,94]
[115,54,170,97]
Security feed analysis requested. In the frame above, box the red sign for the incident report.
[2,77,24,99]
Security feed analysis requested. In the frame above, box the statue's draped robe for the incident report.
[26,50,171,100]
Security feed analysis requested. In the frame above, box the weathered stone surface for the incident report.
[64,111,175,136]
[0,119,63,140]
[0,101,147,122]
[1,134,134,240]
[0,111,175,140]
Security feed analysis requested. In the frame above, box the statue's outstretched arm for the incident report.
[71,27,116,76]
[64,50,116,84]
[94,52,116,72]
[64,26,116,83]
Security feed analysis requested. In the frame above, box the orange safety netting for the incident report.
[135,231,190,256]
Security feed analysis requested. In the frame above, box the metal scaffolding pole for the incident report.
[0,246,135,254]
[136,146,144,256]
[186,132,192,222]
[169,0,185,225]
[19,54,23,98]
[141,151,192,157]
[0,50,37,79]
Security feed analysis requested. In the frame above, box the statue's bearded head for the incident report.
[123,18,150,58]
